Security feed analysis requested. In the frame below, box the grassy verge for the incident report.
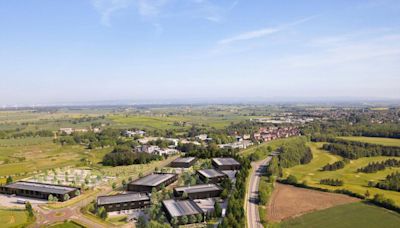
[258,176,274,227]
[47,220,86,228]
[46,188,100,209]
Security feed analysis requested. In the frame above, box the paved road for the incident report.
[246,156,272,228]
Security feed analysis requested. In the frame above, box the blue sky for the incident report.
[1,0,400,105]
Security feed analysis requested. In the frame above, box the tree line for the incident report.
[220,157,251,228]
[321,139,400,159]
[357,159,400,173]
[322,159,349,171]
[319,178,344,186]
[102,144,161,166]
[375,172,400,192]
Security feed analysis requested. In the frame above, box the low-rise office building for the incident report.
[174,184,222,199]
[170,157,197,168]
[127,173,178,192]
[162,199,204,224]
[197,169,228,184]
[0,181,80,201]
[212,157,241,170]
[97,193,150,212]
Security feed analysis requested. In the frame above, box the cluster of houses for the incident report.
[59,127,101,135]
[254,126,300,142]
[95,156,241,225]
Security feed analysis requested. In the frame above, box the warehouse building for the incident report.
[212,157,241,170]
[162,199,204,224]
[127,173,178,192]
[174,184,222,199]
[197,169,228,184]
[0,181,80,202]
[97,193,150,212]
[170,157,197,168]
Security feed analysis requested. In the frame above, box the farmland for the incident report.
[108,114,262,130]
[267,183,359,222]
[283,142,400,206]
[338,136,400,147]
[280,202,400,228]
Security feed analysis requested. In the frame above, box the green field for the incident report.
[47,221,85,228]
[0,137,111,181]
[338,136,400,147]
[0,209,31,228]
[283,142,400,206]
[281,202,400,228]
[109,114,266,130]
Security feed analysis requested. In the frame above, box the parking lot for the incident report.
[0,194,47,208]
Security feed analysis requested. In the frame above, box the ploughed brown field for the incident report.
[267,183,360,222]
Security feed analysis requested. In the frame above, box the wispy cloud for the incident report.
[91,0,238,26]
[91,0,132,26]
[218,16,316,45]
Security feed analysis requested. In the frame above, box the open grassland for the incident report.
[283,142,400,206]
[280,202,400,228]
[267,183,359,222]
[0,208,31,228]
[0,137,112,181]
[109,114,266,130]
[338,136,400,147]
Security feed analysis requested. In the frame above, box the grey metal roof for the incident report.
[162,199,203,217]
[172,157,196,163]
[197,169,226,178]
[174,184,221,194]
[130,173,176,187]
[5,181,77,195]
[212,157,240,166]
[97,193,149,205]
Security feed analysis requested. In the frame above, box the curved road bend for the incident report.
[246,156,272,228]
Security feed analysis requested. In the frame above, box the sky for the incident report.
[1,0,400,105]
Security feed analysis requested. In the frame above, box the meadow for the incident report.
[280,202,400,228]
[338,136,400,147]
[108,113,266,130]
[0,137,112,181]
[283,142,400,206]
[0,208,31,228]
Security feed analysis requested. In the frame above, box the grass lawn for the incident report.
[107,215,127,225]
[283,142,400,206]
[0,208,31,228]
[338,136,400,147]
[47,220,85,228]
[280,202,400,228]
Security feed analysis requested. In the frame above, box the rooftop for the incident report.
[172,157,196,163]
[174,184,221,194]
[163,199,203,217]
[97,193,149,205]
[130,173,176,187]
[212,157,240,166]
[5,181,78,195]
[197,169,227,178]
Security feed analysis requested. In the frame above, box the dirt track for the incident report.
[267,183,360,222]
